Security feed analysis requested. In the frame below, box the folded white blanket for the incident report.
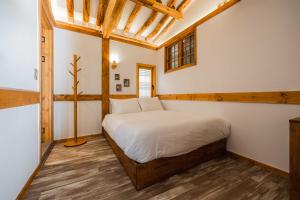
[102,110,230,163]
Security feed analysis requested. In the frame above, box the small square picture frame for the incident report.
[115,74,120,80]
[116,84,122,92]
[124,79,130,87]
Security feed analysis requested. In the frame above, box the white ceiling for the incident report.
[51,0,224,45]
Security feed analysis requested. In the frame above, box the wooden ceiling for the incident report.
[51,0,192,46]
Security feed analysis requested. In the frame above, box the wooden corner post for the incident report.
[102,39,110,120]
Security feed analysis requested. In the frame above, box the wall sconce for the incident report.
[111,60,118,70]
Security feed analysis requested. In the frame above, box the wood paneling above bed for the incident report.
[0,88,40,109]
[53,94,102,101]
[158,91,300,105]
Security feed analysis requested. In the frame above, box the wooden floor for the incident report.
[24,136,288,200]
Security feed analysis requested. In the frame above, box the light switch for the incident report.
[34,68,38,80]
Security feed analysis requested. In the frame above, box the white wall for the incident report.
[157,0,300,172]
[54,28,102,140]
[0,1,40,199]
[110,40,157,94]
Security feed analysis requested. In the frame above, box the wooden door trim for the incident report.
[136,63,156,97]
[40,3,54,161]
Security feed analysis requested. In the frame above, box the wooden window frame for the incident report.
[164,29,197,73]
[136,63,157,97]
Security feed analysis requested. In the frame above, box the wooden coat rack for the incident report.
[64,54,87,147]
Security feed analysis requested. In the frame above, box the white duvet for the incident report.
[102,110,230,163]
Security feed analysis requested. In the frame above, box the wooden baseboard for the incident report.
[227,151,289,177]
[16,142,54,200]
[54,133,102,144]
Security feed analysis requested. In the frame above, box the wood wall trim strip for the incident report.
[110,94,137,99]
[53,94,139,101]
[0,89,40,109]
[227,151,288,177]
[53,94,102,101]
[158,91,300,105]
[158,0,240,48]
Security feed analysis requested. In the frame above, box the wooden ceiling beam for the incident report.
[102,0,127,38]
[135,10,158,38]
[124,4,142,34]
[83,0,91,24]
[130,0,183,20]
[66,0,74,22]
[54,20,157,50]
[153,0,191,42]
[145,0,178,40]
[110,33,157,50]
[56,20,101,37]
[96,0,105,27]
[167,0,177,7]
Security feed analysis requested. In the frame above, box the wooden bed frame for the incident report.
[103,130,227,190]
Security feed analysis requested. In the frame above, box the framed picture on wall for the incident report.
[116,84,122,92]
[115,74,120,80]
[124,79,130,87]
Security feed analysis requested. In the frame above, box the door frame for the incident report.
[136,63,156,97]
[40,2,54,161]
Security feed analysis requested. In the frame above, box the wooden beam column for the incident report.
[102,38,110,120]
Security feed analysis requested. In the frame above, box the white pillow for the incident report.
[138,97,164,111]
[110,98,141,114]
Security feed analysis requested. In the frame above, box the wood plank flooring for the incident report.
[24,135,288,200]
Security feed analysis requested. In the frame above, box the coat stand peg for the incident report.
[64,54,87,147]
[68,70,74,76]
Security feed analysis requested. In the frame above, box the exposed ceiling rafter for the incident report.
[135,10,158,38]
[124,4,142,34]
[154,0,191,42]
[66,0,74,22]
[135,0,163,38]
[83,0,91,24]
[102,0,127,38]
[96,0,106,27]
[130,0,183,20]
[145,0,179,41]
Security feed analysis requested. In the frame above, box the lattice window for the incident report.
[165,30,196,73]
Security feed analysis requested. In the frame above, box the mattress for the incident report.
[102,110,230,163]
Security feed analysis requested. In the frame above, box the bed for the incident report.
[102,110,230,190]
